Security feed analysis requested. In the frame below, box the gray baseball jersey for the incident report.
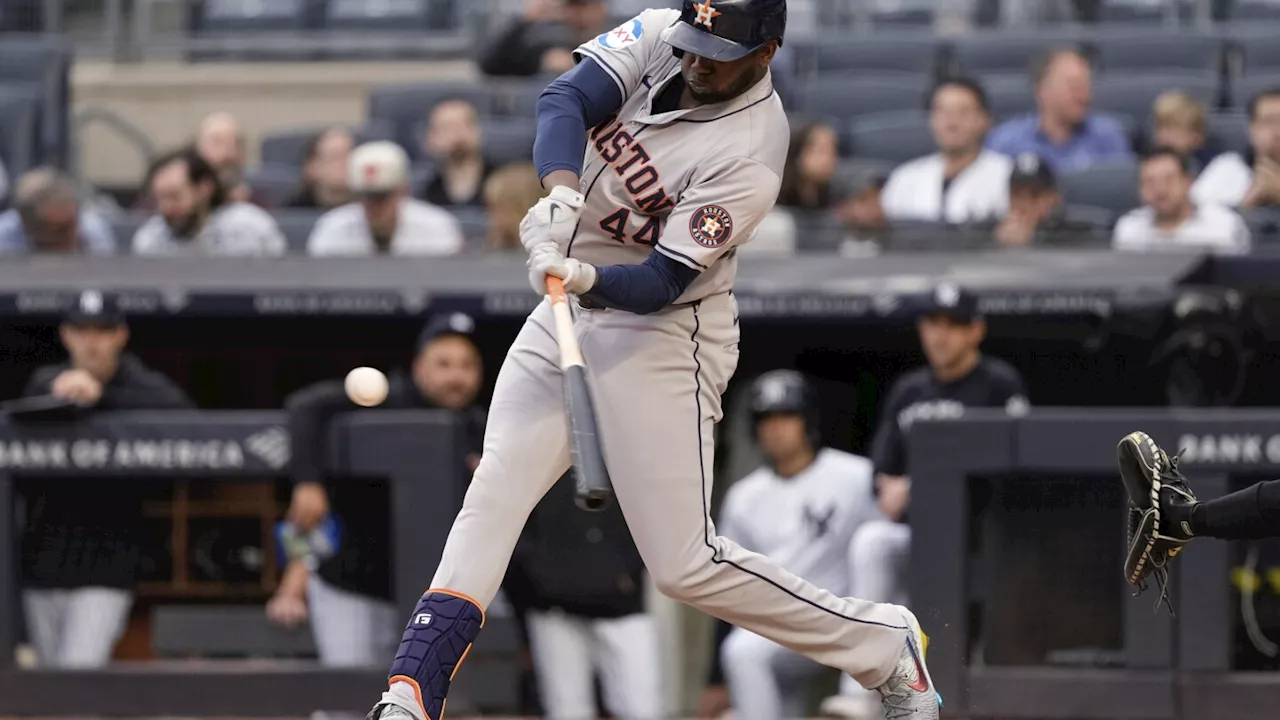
[570,8,789,303]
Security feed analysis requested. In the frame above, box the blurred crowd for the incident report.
[1,0,1278,259]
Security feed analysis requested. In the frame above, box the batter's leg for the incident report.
[527,610,597,720]
[582,295,937,717]
[375,301,573,720]
[592,612,663,720]
[834,519,913,702]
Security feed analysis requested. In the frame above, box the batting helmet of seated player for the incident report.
[662,0,786,62]
[750,369,821,449]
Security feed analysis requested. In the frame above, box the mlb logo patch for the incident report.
[597,18,643,50]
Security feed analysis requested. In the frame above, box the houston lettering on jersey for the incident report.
[591,115,677,217]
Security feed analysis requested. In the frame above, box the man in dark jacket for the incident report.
[266,312,486,666]
[478,0,609,77]
[18,290,192,668]
[506,471,661,720]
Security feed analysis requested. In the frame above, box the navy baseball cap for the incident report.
[416,312,477,352]
[1009,152,1057,192]
[62,289,125,327]
[916,283,980,324]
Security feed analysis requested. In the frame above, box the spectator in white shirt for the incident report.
[308,141,464,256]
[1192,87,1280,209]
[133,147,286,257]
[882,77,1011,224]
[1115,148,1250,255]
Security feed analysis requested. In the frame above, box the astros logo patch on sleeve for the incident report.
[597,18,643,50]
[690,205,733,248]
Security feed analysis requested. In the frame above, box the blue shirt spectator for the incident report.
[0,168,116,255]
[986,49,1132,174]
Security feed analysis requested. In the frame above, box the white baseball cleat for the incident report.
[875,606,942,719]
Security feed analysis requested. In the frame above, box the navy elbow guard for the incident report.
[387,589,485,720]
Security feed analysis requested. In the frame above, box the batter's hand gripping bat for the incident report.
[546,275,613,511]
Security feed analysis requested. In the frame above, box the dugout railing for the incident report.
[911,408,1280,720]
[0,410,524,717]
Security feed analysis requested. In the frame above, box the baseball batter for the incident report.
[369,3,941,719]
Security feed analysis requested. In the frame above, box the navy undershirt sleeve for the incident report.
[581,252,700,315]
[533,58,624,180]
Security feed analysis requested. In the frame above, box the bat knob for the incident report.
[575,493,610,512]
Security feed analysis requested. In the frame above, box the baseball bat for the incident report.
[545,275,613,511]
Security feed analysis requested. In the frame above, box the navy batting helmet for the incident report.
[661,0,786,62]
[750,369,820,445]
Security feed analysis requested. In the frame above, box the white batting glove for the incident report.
[520,185,585,254]
[527,243,598,296]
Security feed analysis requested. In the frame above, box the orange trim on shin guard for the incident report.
[424,587,487,626]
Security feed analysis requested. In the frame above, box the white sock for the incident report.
[378,680,427,720]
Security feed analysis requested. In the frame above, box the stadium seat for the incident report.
[1058,161,1141,215]
[451,205,490,248]
[259,121,394,168]
[481,118,537,167]
[949,32,1086,77]
[0,35,70,166]
[273,209,323,254]
[1091,31,1224,73]
[490,80,546,118]
[1207,112,1250,155]
[197,0,315,32]
[1096,0,1177,24]
[1228,1,1280,21]
[794,73,931,121]
[872,8,934,27]
[367,83,492,151]
[112,213,149,252]
[1091,72,1220,122]
[790,209,845,252]
[1232,73,1280,110]
[325,0,431,30]
[1062,204,1117,230]
[245,164,302,207]
[1239,207,1280,242]
[848,111,934,164]
[190,0,324,60]
[797,34,941,77]
[0,85,39,180]
[1231,26,1280,76]
[981,75,1037,121]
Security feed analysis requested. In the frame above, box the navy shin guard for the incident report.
[387,589,485,720]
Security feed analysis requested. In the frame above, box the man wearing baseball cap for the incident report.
[268,313,486,667]
[822,284,1028,718]
[15,290,191,669]
[306,141,465,256]
[995,152,1105,247]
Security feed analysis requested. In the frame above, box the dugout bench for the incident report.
[911,409,1280,720]
[0,410,522,716]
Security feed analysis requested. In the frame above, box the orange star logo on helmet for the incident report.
[693,0,721,29]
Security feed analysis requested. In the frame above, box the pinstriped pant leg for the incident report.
[592,613,663,720]
[57,587,132,668]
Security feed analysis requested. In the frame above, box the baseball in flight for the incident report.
[345,366,389,407]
